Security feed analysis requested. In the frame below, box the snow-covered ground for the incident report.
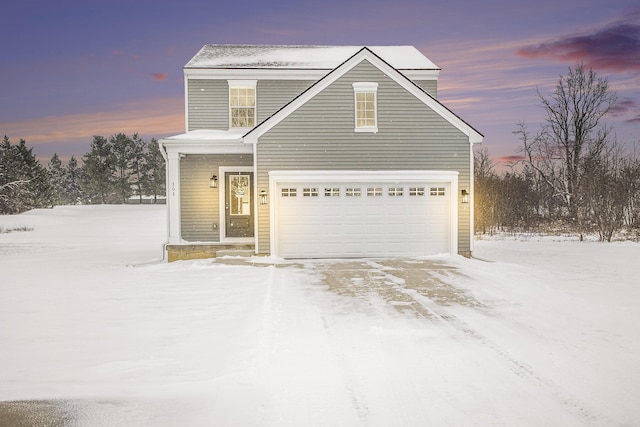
[1,205,639,426]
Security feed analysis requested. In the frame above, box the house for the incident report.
[159,45,483,261]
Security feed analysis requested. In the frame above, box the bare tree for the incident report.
[517,63,617,238]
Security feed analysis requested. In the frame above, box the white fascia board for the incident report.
[184,68,329,80]
[183,75,189,133]
[159,139,253,155]
[245,49,482,145]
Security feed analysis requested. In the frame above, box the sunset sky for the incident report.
[2,0,639,166]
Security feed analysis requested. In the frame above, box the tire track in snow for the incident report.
[368,260,607,425]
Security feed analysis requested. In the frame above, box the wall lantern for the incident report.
[209,174,218,188]
[259,189,268,205]
[461,189,469,203]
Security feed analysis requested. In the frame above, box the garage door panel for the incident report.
[275,179,451,258]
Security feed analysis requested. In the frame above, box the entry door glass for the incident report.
[225,172,254,238]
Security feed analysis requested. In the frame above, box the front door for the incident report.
[225,172,254,238]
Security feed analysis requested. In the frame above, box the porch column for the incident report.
[167,151,181,244]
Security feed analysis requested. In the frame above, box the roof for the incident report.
[243,47,483,144]
[185,45,440,71]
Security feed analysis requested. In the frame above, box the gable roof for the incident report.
[242,47,483,144]
[185,45,440,71]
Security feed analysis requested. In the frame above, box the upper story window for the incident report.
[228,80,256,129]
[352,82,378,133]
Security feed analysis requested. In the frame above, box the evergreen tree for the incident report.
[128,134,147,203]
[143,138,166,203]
[110,133,134,203]
[64,156,83,204]
[0,136,52,213]
[81,135,115,204]
[48,153,66,205]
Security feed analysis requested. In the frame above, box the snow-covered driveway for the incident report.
[1,205,639,426]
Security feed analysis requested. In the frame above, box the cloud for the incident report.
[0,97,184,149]
[494,155,525,165]
[151,72,168,81]
[517,17,640,72]
[610,98,637,116]
[112,49,143,60]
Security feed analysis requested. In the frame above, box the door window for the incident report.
[230,174,251,215]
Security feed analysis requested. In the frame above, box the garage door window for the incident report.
[409,187,425,196]
[325,188,340,197]
[346,188,362,197]
[282,188,297,197]
[388,187,404,196]
[303,188,318,197]
[430,187,446,196]
[367,187,382,196]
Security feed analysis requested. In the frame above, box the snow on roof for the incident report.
[163,129,245,141]
[185,45,439,70]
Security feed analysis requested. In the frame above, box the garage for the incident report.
[269,171,458,258]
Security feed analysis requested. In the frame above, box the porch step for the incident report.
[215,249,256,258]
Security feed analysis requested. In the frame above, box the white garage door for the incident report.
[273,176,453,258]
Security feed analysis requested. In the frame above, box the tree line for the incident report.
[475,64,639,241]
[0,133,165,214]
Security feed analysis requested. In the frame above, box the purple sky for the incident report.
[2,0,639,166]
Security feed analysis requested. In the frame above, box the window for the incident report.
[228,80,256,129]
[367,187,382,196]
[346,188,361,197]
[281,188,297,197]
[409,187,425,196]
[303,188,318,197]
[324,188,340,197]
[430,187,446,196]
[388,187,403,196]
[229,174,251,215]
[352,82,378,132]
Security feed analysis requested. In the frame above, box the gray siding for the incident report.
[257,80,315,122]
[180,153,253,242]
[187,80,228,130]
[187,79,314,131]
[414,80,437,98]
[256,60,471,254]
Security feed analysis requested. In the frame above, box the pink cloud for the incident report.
[0,97,184,146]
[517,18,640,72]
[151,72,168,81]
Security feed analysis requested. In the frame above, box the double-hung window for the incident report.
[352,82,378,133]
[228,80,256,129]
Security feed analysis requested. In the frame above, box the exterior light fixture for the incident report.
[209,174,218,188]
[461,189,469,203]
[259,189,268,205]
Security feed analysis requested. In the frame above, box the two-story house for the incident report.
[159,45,483,261]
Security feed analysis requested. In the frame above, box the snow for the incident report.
[165,129,246,141]
[1,205,639,426]
[185,45,439,70]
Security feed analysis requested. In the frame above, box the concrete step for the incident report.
[215,249,255,258]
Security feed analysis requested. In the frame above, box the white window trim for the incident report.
[228,80,257,130]
[352,82,378,133]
